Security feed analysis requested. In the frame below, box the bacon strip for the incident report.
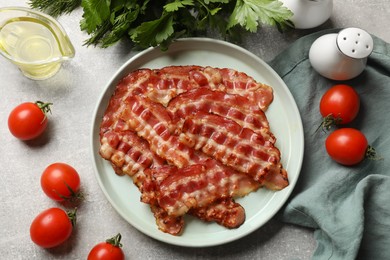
[167,88,270,131]
[111,66,273,109]
[179,112,288,190]
[202,67,274,110]
[99,130,165,187]
[119,94,196,168]
[142,160,259,217]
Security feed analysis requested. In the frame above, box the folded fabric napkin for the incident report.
[269,29,390,260]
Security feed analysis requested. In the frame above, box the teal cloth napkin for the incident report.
[269,29,390,260]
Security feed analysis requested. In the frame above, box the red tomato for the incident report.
[30,207,76,248]
[41,163,82,202]
[320,84,360,124]
[88,233,125,260]
[8,101,52,140]
[325,128,368,165]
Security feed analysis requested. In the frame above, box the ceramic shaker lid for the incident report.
[337,27,374,59]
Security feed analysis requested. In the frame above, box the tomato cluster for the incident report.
[29,162,125,258]
[319,84,375,166]
[8,101,124,258]
[31,162,124,257]
[30,162,82,248]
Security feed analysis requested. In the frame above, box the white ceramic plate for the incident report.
[91,38,304,247]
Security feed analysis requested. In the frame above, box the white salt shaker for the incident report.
[309,28,374,80]
[280,0,333,29]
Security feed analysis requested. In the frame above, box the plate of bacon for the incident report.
[91,38,304,247]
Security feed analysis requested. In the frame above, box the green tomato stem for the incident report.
[366,145,383,161]
[67,208,77,227]
[316,114,343,133]
[35,101,53,115]
[106,233,123,248]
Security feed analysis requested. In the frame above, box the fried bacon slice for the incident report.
[179,112,288,189]
[99,65,288,235]
[167,88,270,131]
[115,66,273,109]
[141,160,259,217]
[99,130,165,188]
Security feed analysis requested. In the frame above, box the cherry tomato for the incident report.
[8,101,52,140]
[88,233,125,260]
[325,128,368,165]
[320,84,360,125]
[30,207,76,248]
[41,163,82,202]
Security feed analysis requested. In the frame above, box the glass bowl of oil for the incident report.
[0,6,75,80]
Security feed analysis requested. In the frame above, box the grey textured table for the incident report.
[1,1,389,259]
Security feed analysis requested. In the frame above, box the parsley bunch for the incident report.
[30,0,293,50]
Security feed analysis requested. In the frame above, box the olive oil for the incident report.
[0,17,64,79]
[0,7,75,80]
[0,17,63,63]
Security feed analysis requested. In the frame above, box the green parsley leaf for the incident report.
[80,0,111,33]
[130,13,174,49]
[164,0,194,12]
[100,8,139,47]
[228,0,293,32]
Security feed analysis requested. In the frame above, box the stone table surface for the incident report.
[1,1,389,259]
